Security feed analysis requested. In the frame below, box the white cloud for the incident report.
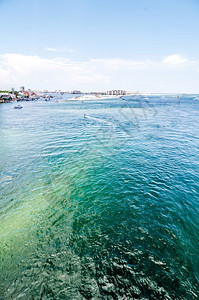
[163,54,187,65]
[46,47,76,53]
[0,53,110,90]
[0,53,198,91]
[90,58,150,70]
[46,47,59,52]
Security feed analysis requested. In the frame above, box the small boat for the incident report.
[14,105,23,109]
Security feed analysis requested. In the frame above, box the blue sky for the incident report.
[0,0,199,92]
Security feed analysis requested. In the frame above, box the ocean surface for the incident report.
[0,95,199,299]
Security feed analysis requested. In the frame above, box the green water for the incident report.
[0,95,199,299]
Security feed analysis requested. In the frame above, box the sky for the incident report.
[0,0,199,93]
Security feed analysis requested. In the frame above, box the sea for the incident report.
[0,94,198,299]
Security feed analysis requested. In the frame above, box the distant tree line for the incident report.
[0,90,19,97]
[0,90,12,93]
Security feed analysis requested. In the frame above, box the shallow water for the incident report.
[0,95,199,299]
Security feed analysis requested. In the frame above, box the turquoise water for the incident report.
[0,95,199,299]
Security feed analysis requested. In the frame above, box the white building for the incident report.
[106,90,126,95]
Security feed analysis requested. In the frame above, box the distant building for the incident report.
[72,90,81,94]
[106,90,126,95]
[23,91,30,98]
[0,94,12,103]
[20,86,25,92]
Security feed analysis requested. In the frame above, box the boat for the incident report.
[14,105,23,109]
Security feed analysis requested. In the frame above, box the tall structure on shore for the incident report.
[20,86,25,92]
[106,90,126,95]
